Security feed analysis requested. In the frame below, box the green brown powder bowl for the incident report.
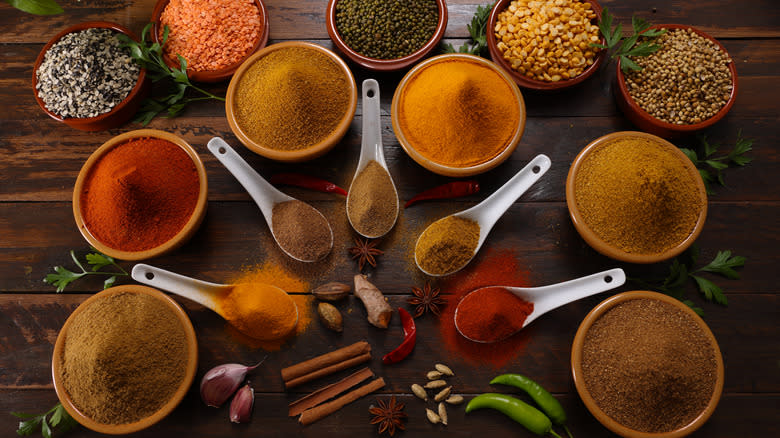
[52,285,198,434]
[571,291,724,437]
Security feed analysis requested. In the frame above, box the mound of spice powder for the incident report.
[59,291,189,424]
[271,200,333,261]
[455,287,534,343]
[416,216,480,275]
[347,160,398,237]
[581,298,718,433]
[160,0,262,72]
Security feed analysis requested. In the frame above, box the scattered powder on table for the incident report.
[58,291,188,425]
[160,0,262,72]
[415,216,480,275]
[271,200,333,261]
[581,298,718,433]
[347,160,398,237]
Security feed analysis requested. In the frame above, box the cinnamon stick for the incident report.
[288,367,374,416]
[298,377,386,426]
[281,341,370,383]
[284,353,371,388]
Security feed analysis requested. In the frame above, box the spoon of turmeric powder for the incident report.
[414,154,551,277]
[454,268,626,343]
[131,264,298,341]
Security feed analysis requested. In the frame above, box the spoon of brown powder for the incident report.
[207,137,333,262]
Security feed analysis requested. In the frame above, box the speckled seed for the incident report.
[426,408,441,424]
[434,386,451,402]
[438,402,448,426]
[411,384,428,401]
[425,379,447,389]
[427,370,443,380]
[445,395,464,405]
[435,363,454,376]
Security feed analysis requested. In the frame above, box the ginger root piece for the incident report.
[353,274,393,329]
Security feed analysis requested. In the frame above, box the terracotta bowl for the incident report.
[391,53,526,177]
[565,131,707,264]
[73,129,208,261]
[614,24,738,138]
[151,0,270,82]
[571,291,724,438]
[325,0,448,71]
[487,0,606,91]
[32,21,149,131]
[52,285,198,435]
[225,41,358,162]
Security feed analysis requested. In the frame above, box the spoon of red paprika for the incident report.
[454,268,625,343]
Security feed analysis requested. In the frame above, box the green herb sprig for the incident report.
[631,245,746,315]
[443,2,494,57]
[117,23,225,125]
[44,250,128,292]
[5,0,62,15]
[13,403,77,438]
[591,8,666,73]
[681,131,753,195]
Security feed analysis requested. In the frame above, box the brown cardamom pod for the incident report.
[312,282,351,302]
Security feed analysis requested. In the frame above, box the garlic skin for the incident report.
[230,384,255,423]
[200,363,258,407]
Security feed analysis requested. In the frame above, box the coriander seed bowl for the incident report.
[487,0,607,91]
[614,25,738,138]
[325,0,448,71]
[32,21,149,131]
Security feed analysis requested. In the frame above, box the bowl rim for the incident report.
[390,53,527,177]
[615,24,738,133]
[225,41,358,162]
[72,129,209,261]
[31,21,148,126]
[325,0,449,71]
[571,290,724,438]
[52,285,199,435]
[565,131,707,264]
[151,0,270,82]
[486,0,607,91]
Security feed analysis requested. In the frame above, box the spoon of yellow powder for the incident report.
[131,264,298,341]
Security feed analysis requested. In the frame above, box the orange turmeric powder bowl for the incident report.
[73,129,208,261]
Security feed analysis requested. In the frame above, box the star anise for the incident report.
[408,282,446,317]
[348,237,383,271]
[369,396,406,437]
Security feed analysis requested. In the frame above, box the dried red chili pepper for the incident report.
[382,308,416,364]
[404,181,480,208]
[269,173,348,196]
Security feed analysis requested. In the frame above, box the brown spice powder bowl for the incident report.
[31,21,150,131]
[52,285,198,435]
[571,291,724,438]
[614,24,738,139]
[72,129,208,261]
[565,131,707,264]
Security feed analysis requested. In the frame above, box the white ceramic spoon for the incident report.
[346,79,399,238]
[415,154,551,276]
[207,137,334,262]
[131,263,298,341]
[455,268,626,343]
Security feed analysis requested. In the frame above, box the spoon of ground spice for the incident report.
[454,268,626,343]
[131,264,298,341]
[346,79,399,238]
[207,137,333,262]
[415,154,551,276]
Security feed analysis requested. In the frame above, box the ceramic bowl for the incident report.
[565,131,707,264]
[52,285,198,435]
[32,21,149,131]
[325,0,448,71]
[391,53,526,177]
[73,129,208,260]
[614,24,738,138]
[571,291,724,438]
[487,0,606,91]
[151,0,270,83]
[225,41,358,162]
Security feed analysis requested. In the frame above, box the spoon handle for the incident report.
[529,268,626,316]
[358,79,384,169]
[131,264,224,312]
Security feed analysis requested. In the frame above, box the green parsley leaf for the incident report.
[594,8,664,72]
[685,132,754,193]
[6,0,63,15]
[697,250,745,279]
[14,403,76,437]
[44,250,128,292]
[444,2,494,57]
[691,275,728,305]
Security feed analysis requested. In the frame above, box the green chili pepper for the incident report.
[490,374,572,438]
[465,393,562,438]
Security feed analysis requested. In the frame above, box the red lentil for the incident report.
[160,0,262,72]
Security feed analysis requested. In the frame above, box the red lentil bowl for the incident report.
[31,21,150,132]
[151,0,270,83]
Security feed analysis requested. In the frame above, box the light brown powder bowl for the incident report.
[52,285,198,435]
[565,131,707,264]
[72,129,208,261]
[571,291,724,438]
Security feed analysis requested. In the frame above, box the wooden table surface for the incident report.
[1,0,778,436]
